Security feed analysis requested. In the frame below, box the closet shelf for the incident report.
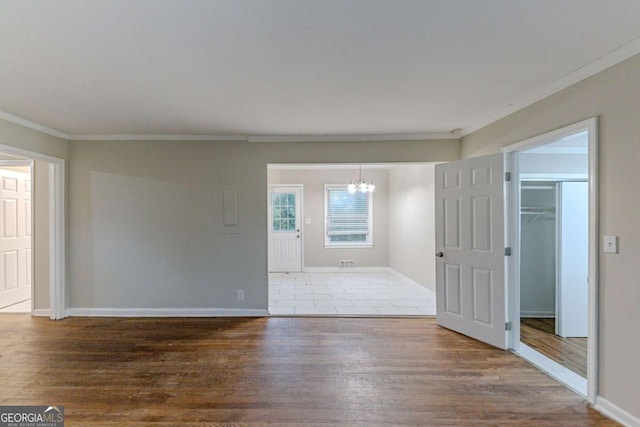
[521,206,555,223]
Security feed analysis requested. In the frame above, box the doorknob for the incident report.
[436,251,444,258]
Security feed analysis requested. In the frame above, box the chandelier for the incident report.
[347,165,376,194]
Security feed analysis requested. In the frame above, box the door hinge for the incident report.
[505,321,512,331]
[505,172,511,182]
[505,247,512,256]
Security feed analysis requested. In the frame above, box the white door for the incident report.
[557,181,588,337]
[268,185,302,272]
[0,169,32,309]
[435,153,507,349]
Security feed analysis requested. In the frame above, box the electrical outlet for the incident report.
[237,290,245,300]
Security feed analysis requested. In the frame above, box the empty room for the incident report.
[0,1,639,425]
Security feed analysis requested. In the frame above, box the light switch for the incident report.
[305,218,312,225]
[603,235,618,254]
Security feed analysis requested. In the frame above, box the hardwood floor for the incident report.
[0,315,615,426]
[521,318,588,378]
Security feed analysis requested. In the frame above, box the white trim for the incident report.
[586,118,599,404]
[594,396,640,427]
[32,309,51,317]
[0,111,69,140]
[303,266,392,274]
[503,117,598,403]
[521,173,588,181]
[462,37,640,136]
[66,308,269,317]
[501,118,596,153]
[49,162,66,320]
[520,311,555,318]
[516,343,587,397]
[0,160,33,167]
[249,133,457,143]
[0,144,66,321]
[523,146,588,155]
[69,134,248,141]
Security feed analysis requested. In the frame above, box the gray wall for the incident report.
[270,168,389,268]
[462,53,640,419]
[68,139,459,310]
[388,164,436,291]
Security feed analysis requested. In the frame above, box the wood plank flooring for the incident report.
[520,318,588,378]
[0,315,615,426]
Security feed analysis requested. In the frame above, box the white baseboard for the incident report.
[521,311,555,318]
[303,266,393,273]
[594,396,640,427]
[32,309,51,317]
[66,308,269,318]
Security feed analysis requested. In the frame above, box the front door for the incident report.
[268,185,302,272]
[0,169,32,310]
[435,153,507,349]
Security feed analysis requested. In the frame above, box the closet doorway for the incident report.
[504,118,597,400]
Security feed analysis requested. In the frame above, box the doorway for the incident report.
[0,157,33,313]
[433,118,598,402]
[505,118,598,401]
[267,163,438,316]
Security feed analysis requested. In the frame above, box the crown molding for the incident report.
[248,132,457,143]
[461,35,640,137]
[0,111,69,140]
[67,134,248,141]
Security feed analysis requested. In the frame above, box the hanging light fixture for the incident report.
[348,165,376,194]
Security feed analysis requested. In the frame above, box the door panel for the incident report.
[0,169,31,309]
[268,186,302,272]
[436,153,507,349]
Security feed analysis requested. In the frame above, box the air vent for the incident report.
[339,260,356,268]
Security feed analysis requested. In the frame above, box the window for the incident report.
[324,185,373,247]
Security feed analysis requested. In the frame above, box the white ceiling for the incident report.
[2,1,640,140]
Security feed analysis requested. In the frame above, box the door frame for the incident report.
[0,144,65,320]
[502,117,598,403]
[267,184,304,273]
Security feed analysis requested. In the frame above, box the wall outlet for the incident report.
[237,290,245,300]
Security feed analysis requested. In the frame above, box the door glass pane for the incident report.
[272,192,296,232]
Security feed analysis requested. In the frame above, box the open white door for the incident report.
[435,153,507,349]
[268,185,302,272]
[0,169,32,309]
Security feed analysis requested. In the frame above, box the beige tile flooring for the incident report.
[0,299,31,313]
[269,271,436,316]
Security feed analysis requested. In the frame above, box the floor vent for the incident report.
[339,260,356,268]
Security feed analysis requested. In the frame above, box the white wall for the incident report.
[520,183,556,317]
[68,139,459,311]
[388,164,436,291]
[519,153,588,176]
[270,168,389,268]
[461,53,640,420]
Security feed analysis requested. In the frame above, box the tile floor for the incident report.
[0,299,31,313]
[269,271,436,316]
